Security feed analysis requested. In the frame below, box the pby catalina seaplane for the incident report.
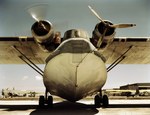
[0,5,137,108]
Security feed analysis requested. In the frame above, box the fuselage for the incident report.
[43,37,107,102]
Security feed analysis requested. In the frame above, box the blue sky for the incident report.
[0,64,150,93]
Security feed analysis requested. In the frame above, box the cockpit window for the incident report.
[63,29,89,41]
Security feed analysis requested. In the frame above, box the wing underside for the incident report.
[102,38,150,64]
[0,37,150,64]
[0,37,49,64]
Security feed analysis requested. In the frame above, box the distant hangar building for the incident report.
[120,83,150,90]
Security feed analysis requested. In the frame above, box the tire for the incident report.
[102,95,109,108]
[39,96,45,107]
[94,95,101,108]
[47,96,53,107]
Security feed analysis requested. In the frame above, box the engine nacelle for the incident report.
[31,20,60,52]
[91,20,116,49]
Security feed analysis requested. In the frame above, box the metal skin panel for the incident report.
[44,53,107,102]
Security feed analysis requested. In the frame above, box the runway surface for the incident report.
[0,99,150,115]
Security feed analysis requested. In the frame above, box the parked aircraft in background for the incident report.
[2,88,36,98]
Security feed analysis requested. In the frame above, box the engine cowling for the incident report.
[31,20,60,52]
[91,20,116,49]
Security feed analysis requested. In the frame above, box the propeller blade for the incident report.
[88,5,106,24]
[97,28,107,48]
[110,24,136,28]
[27,3,49,22]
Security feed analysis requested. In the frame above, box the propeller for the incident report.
[88,5,136,48]
[27,3,50,32]
[88,5,136,28]
[27,3,69,35]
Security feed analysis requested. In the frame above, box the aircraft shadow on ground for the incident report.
[30,101,99,115]
[29,102,150,115]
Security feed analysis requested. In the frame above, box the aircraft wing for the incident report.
[0,37,150,64]
[101,37,150,64]
[0,37,49,64]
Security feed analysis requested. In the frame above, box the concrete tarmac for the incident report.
[0,99,150,115]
